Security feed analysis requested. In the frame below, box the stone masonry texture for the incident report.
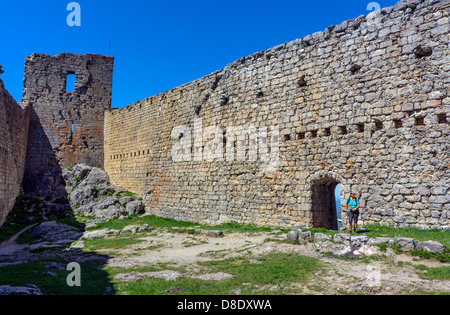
[0,0,448,230]
[0,76,30,226]
[22,53,114,198]
[104,0,449,229]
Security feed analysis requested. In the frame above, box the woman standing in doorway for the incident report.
[347,192,360,233]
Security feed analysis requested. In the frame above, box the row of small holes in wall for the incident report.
[393,114,447,128]
[285,114,448,142]
[111,150,151,160]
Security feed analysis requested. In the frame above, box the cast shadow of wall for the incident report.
[0,106,116,295]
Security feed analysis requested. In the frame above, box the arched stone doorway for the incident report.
[306,171,346,231]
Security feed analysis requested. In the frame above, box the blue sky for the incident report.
[0,0,399,109]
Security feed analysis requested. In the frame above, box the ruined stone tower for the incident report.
[22,53,114,198]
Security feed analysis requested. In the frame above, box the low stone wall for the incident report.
[0,76,30,227]
[287,228,446,256]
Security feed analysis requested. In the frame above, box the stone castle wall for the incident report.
[0,77,30,226]
[23,53,114,198]
[105,0,449,229]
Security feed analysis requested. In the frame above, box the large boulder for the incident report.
[62,168,77,187]
[78,167,110,188]
[91,196,119,211]
[30,221,82,244]
[73,203,94,216]
[63,165,144,220]
[83,186,98,203]
[119,196,134,205]
[69,188,84,207]
[72,164,92,182]
[70,186,98,207]
[93,205,125,219]
[0,285,42,295]
[126,201,145,215]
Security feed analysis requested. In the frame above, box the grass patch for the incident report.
[83,235,145,252]
[87,216,279,236]
[113,253,323,295]
[409,249,450,263]
[87,214,198,232]
[415,265,450,281]
[201,222,275,234]
[199,253,322,289]
[0,258,113,295]
[115,191,136,199]
[115,276,229,295]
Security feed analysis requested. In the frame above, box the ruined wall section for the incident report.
[23,53,114,198]
[0,77,30,226]
[105,0,449,229]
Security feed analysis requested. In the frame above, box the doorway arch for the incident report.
[306,171,346,230]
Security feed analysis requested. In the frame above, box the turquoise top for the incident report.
[347,198,360,211]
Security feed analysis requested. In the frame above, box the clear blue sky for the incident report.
[0,0,399,109]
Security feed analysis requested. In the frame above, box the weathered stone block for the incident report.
[350,236,369,247]
[416,241,445,254]
[314,233,332,242]
[126,201,145,215]
[298,231,311,243]
[334,234,351,245]
[367,237,394,246]
[287,230,298,241]
[394,237,417,251]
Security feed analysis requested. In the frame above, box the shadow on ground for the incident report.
[0,163,116,295]
[0,209,115,295]
[0,113,117,295]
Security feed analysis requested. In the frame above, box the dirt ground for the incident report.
[1,222,448,295]
[80,228,450,295]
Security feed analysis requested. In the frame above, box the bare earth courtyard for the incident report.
[80,222,450,295]
[1,212,448,295]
